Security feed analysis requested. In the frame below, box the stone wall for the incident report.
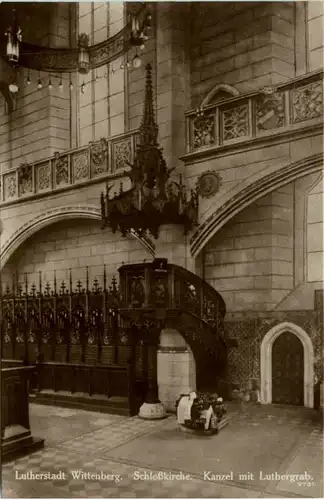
[204,174,324,313]
[307,1,324,71]
[307,174,324,283]
[0,4,72,171]
[0,93,10,171]
[204,184,294,311]
[190,1,296,108]
[1,218,152,292]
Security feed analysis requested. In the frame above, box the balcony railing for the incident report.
[0,130,139,205]
[185,70,323,155]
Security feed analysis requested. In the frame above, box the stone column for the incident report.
[157,328,196,412]
[156,2,190,174]
[155,224,195,273]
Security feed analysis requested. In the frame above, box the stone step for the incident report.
[29,391,132,416]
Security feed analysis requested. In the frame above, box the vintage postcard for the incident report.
[0,1,323,499]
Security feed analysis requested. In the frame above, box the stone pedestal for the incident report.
[1,366,44,463]
[2,425,44,463]
[138,402,166,419]
[138,378,166,420]
[157,328,196,412]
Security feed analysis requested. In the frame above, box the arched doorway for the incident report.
[272,332,304,405]
[260,322,314,408]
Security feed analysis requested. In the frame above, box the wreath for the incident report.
[176,392,226,431]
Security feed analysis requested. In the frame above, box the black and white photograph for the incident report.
[0,0,323,498]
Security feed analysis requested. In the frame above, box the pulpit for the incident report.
[1,366,44,462]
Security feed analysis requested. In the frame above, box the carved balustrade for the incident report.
[186,70,323,154]
[0,130,139,205]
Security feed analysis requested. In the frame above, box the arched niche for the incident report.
[201,83,240,107]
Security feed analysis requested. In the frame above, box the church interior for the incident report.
[0,1,323,498]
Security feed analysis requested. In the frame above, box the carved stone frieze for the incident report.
[292,80,323,124]
[18,163,33,196]
[90,138,108,176]
[222,104,249,141]
[4,173,17,200]
[192,115,215,149]
[256,91,285,132]
[37,162,51,191]
[72,151,89,182]
[53,153,69,187]
[113,138,132,172]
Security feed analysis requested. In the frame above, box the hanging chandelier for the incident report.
[100,64,199,239]
[2,4,152,93]
[4,9,22,64]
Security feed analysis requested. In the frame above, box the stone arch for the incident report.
[260,322,314,408]
[191,153,323,258]
[201,83,240,107]
[0,205,155,268]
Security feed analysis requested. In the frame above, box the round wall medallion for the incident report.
[197,171,221,198]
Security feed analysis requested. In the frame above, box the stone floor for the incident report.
[1,402,323,498]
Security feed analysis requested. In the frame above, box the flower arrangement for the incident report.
[176,391,227,432]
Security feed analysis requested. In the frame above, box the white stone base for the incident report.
[157,329,196,412]
[138,402,166,420]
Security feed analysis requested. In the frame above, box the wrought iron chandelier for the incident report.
[100,63,199,239]
[2,4,152,93]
